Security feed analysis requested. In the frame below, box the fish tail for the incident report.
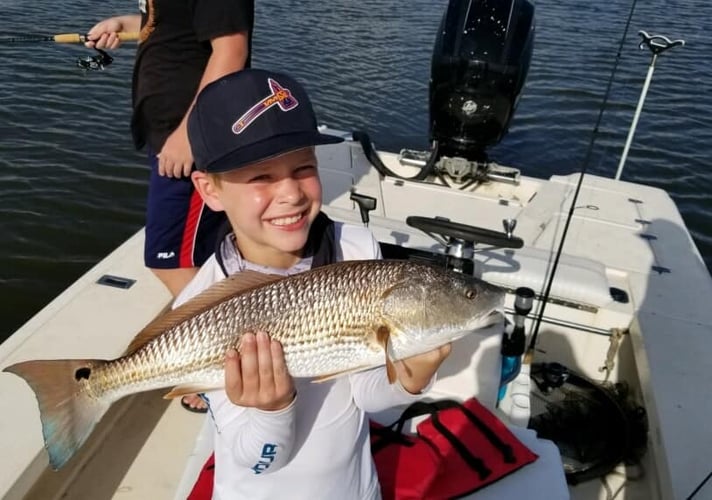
[3,359,110,470]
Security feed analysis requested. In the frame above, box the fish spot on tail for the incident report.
[75,367,91,380]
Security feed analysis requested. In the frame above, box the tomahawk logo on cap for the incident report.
[232,79,299,135]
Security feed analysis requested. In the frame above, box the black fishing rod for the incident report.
[1,31,139,71]
[1,32,139,44]
[523,0,639,365]
[521,8,709,496]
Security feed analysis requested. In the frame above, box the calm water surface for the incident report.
[1,0,710,342]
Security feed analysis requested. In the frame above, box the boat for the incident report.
[1,0,710,498]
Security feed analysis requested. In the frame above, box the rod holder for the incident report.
[615,31,684,180]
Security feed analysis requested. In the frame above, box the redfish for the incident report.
[4,259,504,469]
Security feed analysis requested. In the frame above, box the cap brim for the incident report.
[203,131,344,173]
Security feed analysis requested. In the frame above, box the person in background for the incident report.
[175,68,452,499]
[86,0,254,412]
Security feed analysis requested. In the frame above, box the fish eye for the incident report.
[465,288,477,300]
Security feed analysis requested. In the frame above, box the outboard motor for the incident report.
[430,0,535,162]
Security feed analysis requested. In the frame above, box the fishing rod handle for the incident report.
[53,32,140,44]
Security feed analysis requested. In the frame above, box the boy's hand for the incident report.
[158,122,193,178]
[225,331,296,411]
[394,343,452,394]
[85,18,124,50]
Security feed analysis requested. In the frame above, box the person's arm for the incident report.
[175,270,297,474]
[158,32,249,178]
[394,344,451,394]
[210,393,298,474]
[85,15,141,50]
[350,346,450,414]
[211,332,298,473]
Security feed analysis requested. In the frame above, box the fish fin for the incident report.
[376,325,398,384]
[3,359,110,470]
[163,384,223,399]
[122,270,285,356]
[385,357,397,384]
[311,365,374,383]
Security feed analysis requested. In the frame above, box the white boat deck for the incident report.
[0,230,189,499]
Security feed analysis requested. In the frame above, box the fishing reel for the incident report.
[76,48,113,71]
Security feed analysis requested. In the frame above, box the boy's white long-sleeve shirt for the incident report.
[174,222,431,500]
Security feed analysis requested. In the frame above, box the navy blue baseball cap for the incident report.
[188,68,343,173]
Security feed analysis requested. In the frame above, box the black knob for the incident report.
[350,192,377,226]
[514,287,534,316]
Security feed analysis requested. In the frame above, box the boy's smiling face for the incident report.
[192,147,322,269]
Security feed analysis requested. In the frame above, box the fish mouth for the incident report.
[481,309,505,328]
[448,310,504,344]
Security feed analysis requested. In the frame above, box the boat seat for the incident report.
[476,246,613,309]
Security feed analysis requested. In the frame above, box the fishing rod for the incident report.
[2,32,139,71]
[529,18,685,363]
[523,0,640,366]
[1,32,139,44]
[518,12,705,495]
[498,0,643,424]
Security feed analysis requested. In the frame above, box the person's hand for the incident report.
[394,343,452,394]
[158,122,193,178]
[85,18,124,50]
[225,332,296,411]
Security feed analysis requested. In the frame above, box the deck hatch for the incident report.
[96,274,136,289]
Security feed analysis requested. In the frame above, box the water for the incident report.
[1,0,710,342]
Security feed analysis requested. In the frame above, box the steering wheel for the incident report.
[406,216,523,249]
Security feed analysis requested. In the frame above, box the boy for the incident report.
[176,68,451,499]
[86,0,253,298]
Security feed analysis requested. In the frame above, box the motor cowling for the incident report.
[429,0,535,162]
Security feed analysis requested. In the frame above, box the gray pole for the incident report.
[614,31,684,181]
